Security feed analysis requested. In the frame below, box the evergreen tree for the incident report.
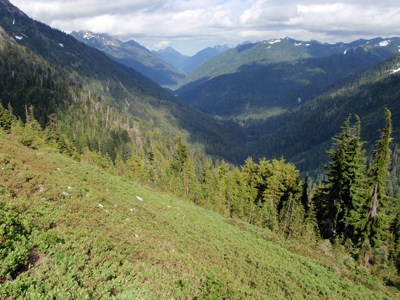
[0,103,15,132]
[355,109,393,266]
[301,176,310,216]
[344,115,367,243]
[170,137,190,174]
[315,115,367,242]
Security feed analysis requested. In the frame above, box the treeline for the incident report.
[0,102,399,282]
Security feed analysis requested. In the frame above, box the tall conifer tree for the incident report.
[354,109,392,266]
[316,115,367,241]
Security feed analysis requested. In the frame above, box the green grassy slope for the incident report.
[1,133,399,299]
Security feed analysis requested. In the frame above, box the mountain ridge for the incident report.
[71,30,185,86]
[177,36,400,91]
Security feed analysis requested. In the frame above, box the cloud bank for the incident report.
[11,0,400,54]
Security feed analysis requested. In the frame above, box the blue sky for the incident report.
[11,0,400,55]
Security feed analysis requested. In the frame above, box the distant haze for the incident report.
[11,0,400,55]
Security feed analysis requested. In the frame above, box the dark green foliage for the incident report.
[0,102,15,132]
[0,202,32,282]
[354,109,393,264]
[170,137,190,173]
[315,116,367,241]
[313,110,398,274]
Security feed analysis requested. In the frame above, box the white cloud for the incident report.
[9,0,400,55]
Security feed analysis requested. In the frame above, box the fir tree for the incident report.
[355,109,393,266]
[0,103,15,132]
[315,115,367,242]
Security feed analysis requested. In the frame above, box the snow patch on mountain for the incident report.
[59,43,64,48]
[268,39,281,45]
[83,32,94,40]
[391,66,400,74]
[379,40,390,47]
[14,35,23,41]
[294,42,302,46]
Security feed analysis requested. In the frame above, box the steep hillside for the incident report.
[71,31,185,86]
[0,1,165,100]
[1,131,399,299]
[177,48,393,121]
[0,0,245,163]
[248,54,400,173]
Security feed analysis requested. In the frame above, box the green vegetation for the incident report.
[1,98,400,298]
[312,111,400,283]
[1,121,399,298]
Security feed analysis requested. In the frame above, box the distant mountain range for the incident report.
[177,37,400,89]
[71,31,231,86]
[71,31,185,86]
[153,45,230,74]
[176,37,400,123]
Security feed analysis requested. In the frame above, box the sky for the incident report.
[11,0,400,55]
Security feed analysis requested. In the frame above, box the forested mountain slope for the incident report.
[0,0,245,162]
[248,53,400,173]
[177,48,393,121]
